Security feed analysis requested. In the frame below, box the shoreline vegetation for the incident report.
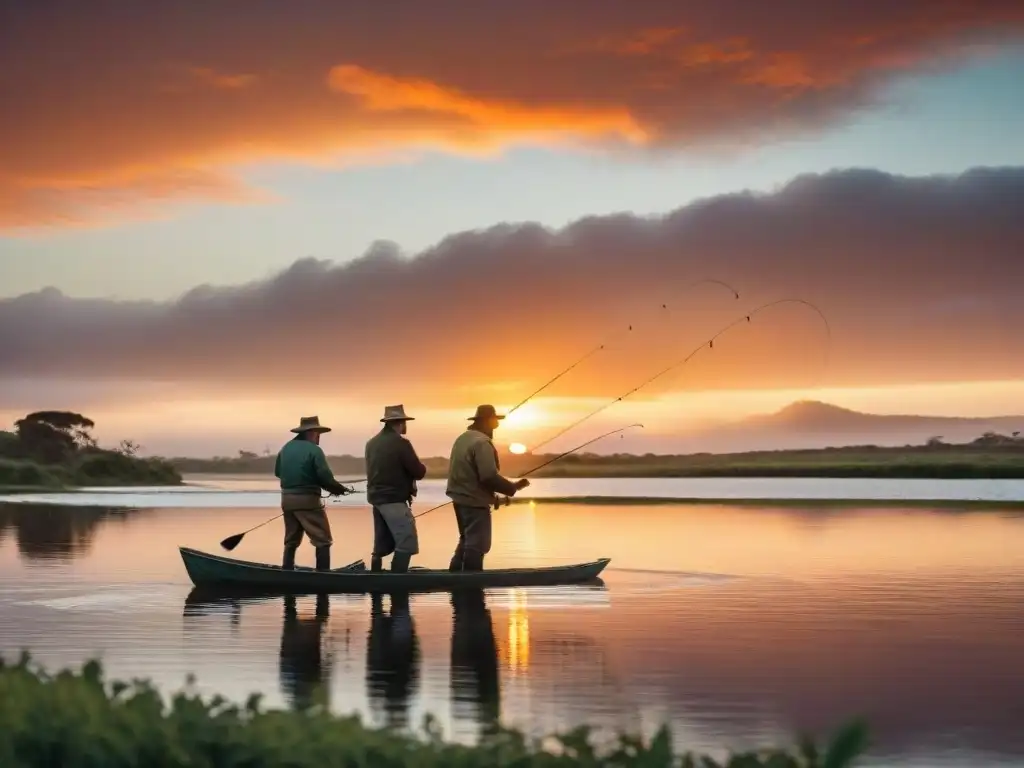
[497,495,1024,508]
[0,655,868,768]
[4,411,1024,493]
[172,433,1024,480]
[0,411,181,492]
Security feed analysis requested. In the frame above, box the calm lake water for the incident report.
[2,476,1023,767]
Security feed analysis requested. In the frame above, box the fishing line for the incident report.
[505,278,739,417]
[528,298,831,453]
[411,423,644,520]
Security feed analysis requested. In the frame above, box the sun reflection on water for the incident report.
[505,588,531,674]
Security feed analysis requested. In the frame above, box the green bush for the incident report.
[0,430,21,459]
[0,452,181,490]
[73,450,182,486]
[0,459,71,489]
[0,654,867,768]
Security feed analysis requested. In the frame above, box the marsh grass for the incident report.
[0,454,181,492]
[174,444,1024,480]
[0,654,868,767]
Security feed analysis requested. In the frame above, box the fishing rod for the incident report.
[411,423,645,520]
[504,278,739,417]
[220,478,366,551]
[528,298,831,453]
[219,423,640,552]
[319,478,366,499]
[218,283,736,552]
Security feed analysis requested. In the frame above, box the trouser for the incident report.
[281,493,332,570]
[448,503,492,571]
[372,502,420,556]
[371,501,419,572]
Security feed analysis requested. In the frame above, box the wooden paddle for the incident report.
[219,480,364,551]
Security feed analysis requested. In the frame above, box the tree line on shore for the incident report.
[168,431,1024,480]
[0,411,181,489]
[4,410,1024,488]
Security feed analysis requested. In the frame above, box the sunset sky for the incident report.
[2,1,1024,456]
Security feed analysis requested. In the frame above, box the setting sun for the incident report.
[501,402,546,430]
[509,442,528,454]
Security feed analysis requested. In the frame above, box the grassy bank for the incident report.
[0,454,181,493]
[174,442,1024,480]
[1,412,182,492]
[0,654,867,768]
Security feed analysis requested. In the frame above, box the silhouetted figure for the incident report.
[445,405,529,571]
[274,415,356,571]
[278,593,332,710]
[450,588,500,735]
[365,404,427,573]
[365,591,421,729]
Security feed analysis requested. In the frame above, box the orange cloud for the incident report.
[328,64,648,145]
[1,1,1022,229]
[0,170,269,232]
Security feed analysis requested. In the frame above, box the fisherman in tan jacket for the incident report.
[445,404,530,571]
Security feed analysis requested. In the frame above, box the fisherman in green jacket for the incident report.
[445,404,529,571]
[274,415,354,571]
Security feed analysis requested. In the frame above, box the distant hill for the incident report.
[681,400,1024,453]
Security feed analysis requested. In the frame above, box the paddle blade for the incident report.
[219,533,245,551]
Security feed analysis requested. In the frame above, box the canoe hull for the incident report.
[179,546,610,594]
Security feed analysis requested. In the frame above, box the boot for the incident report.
[461,550,484,572]
[391,552,411,573]
[448,546,464,572]
[370,555,383,572]
[315,545,331,572]
[282,545,297,570]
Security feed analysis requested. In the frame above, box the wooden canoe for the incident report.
[178,546,610,594]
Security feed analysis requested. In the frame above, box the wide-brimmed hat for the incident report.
[290,415,332,434]
[467,404,505,422]
[381,404,415,422]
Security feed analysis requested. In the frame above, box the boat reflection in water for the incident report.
[279,592,332,711]
[182,587,336,711]
[450,589,501,736]
[365,592,420,729]
[181,581,608,737]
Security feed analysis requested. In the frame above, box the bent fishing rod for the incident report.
[411,423,645,520]
[529,297,831,453]
[504,278,739,417]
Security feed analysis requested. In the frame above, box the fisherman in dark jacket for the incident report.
[364,405,427,572]
[445,404,529,571]
[274,415,354,571]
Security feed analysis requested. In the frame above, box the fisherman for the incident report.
[274,415,354,571]
[445,404,529,571]
[364,404,427,573]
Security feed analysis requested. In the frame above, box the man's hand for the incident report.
[332,484,356,496]
[514,478,530,491]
